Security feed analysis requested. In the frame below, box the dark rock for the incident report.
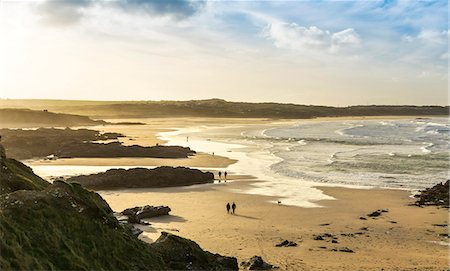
[359,217,367,220]
[153,232,238,271]
[367,210,382,217]
[68,166,214,190]
[414,181,449,208]
[332,247,354,253]
[122,205,171,220]
[313,235,324,240]
[331,240,338,244]
[319,223,330,226]
[339,247,354,253]
[360,227,369,231]
[240,256,278,270]
[275,240,297,247]
[313,233,336,241]
[275,240,289,247]
[432,223,448,227]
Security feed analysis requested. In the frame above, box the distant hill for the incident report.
[0,99,448,119]
[0,108,106,128]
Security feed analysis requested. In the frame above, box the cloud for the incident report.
[263,22,361,53]
[37,0,92,25]
[36,0,205,26]
[417,29,449,44]
[403,29,449,44]
[330,28,361,52]
[119,0,206,19]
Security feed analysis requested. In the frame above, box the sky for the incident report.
[0,0,448,106]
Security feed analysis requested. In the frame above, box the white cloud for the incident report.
[417,29,449,44]
[403,29,449,44]
[330,28,361,52]
[263,22,361,53]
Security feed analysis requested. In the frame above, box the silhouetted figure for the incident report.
[231,202,236,214]
[186,136,189,142]
[226,203,231,214]
[212,152,215,157]
[218,171,222,180]
[224,171,228,180]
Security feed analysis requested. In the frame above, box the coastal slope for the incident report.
[0,108,105,128]
[0,145,238,270]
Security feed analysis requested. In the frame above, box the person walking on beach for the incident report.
[226,203,231,214]
[224,171,228,181]
[231,202,236,214]
[218,171,222,180]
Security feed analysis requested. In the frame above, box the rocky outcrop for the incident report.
[0,145,237,270]
[0,128,123,159]
[1,128,194,160]
[414,180,449,207]
[57,142,195,158]
[240,256,277,270]
[152,232,238,271]
[122,205,171,223]
[68,166,214,190]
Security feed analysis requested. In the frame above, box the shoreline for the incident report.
[25,116,447,206]
[20,116,449,269]
[100,181,448,270]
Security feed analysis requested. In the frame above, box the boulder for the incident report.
[122,205,171,222]
[414,180,449,208]
[240,256,278,270]
[275,240,298,247]
[152,232,238,270]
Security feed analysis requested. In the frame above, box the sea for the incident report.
[28,117,449,207]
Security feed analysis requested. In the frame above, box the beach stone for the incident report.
[367,210,382,217]
[275,240,298,247]
[414,180,449,207]
[331,247,354,253]
[122,205,171,223]
[240,256,278,270]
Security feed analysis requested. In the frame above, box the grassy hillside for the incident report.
[0,146,49,194]
[0,99,447,119]
[0,108,106,128]
[0,145,238,270]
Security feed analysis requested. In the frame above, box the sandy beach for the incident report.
[101,179,448,270]
[26,117,449,270]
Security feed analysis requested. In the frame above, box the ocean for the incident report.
[27,117,449,207]
[255,117,449,190]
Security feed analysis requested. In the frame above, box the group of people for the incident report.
[217,171,228,182]
[226,202,237,214]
